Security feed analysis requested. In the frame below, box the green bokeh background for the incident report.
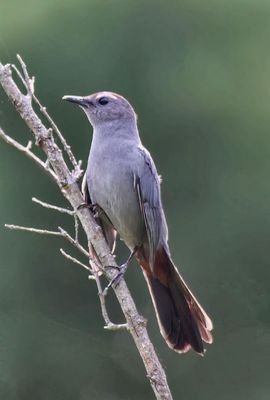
[1,1,270,399]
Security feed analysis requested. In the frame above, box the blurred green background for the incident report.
[1,0,270,399]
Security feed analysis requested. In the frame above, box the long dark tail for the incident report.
[139,246,213,354]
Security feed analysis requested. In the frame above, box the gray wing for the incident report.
[81,172,91,205]
[81,173,117,253]
[135,147,165,269]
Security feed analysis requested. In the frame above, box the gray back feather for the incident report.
[136,147,165,269]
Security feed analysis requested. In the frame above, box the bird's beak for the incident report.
[62,95,90,107]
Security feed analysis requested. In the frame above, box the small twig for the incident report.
[32,197,75,215]
[57,226,89,258]
[33,92,80,170]
[60,241,124,331]
[32,197,80,245]
[26,140,32,150]
[14,55,81,172]
[104,322,129,331]
[60,248,94,277]
[94,270,111,326]
[17,54,34,94]
[70,162,84,183]
[93,269,128,331]
[4,223,89,259]
[74,214,79,242]
[5,224,63,236]
[0,127,58,183]
[11,64,27,91]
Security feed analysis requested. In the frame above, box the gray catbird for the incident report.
[63,91,213,354]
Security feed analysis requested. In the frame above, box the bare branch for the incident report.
[17,54,35,94]
[93,269,128,331]
[32,197,75,215]
[14,54,81,171]
[60,246,127,331]
[32,197,82,249]
[57,226,89,258]
[103,322,129,331]
[5,224,63,237]
[11,63,28,91]
[26,140,32,150]
[4,223,89,260]
[60,248,94,275]
[0,127,58,182]
[32,93,81,171]
[74,214,79,242]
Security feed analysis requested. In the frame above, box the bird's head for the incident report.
[62,91,136,127]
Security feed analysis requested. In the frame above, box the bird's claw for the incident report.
[104,263,128,294]
[103,247,137,295]
[77,202,102,218]
[77,202,93,211]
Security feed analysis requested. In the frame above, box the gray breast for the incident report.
[87,152,146,250]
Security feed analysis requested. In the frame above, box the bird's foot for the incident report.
[77,202,103,218]
[105,262,128,292]
[77,202,94,211]
[103,247,138,295]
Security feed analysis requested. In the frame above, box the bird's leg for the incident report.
[104,247,138,293]
[77,202,104,218]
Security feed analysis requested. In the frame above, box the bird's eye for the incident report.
[98,97,109,105]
